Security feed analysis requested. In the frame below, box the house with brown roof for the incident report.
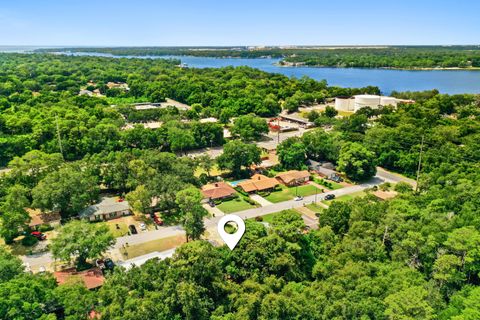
[238,174,279,193]
[201,182,236,200]
[276,170,311,186]
[27,208,61,230]
[54,268,105,290]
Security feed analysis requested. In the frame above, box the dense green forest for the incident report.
[37,46,480,69]
[0,53,479,319]
[0,53,378,166]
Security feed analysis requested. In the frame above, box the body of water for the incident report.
[12,49,480,94]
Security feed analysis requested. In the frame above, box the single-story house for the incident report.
[276,170,311,186]
[79,197,131,222]
[201,182,236,200]
[27,208,61,229]
[307,160,342,181]
[238,174,279,193]
[54,268,104,290]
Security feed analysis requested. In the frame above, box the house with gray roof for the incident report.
[80,197,131,221]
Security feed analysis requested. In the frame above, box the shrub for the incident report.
[255,216,263,222]
[38,224,54,232]
[395,181,413,193]
[21,235,38,247]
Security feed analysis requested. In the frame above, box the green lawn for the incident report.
[217,196,258,213]
[254,209,301,224]
[321,191,366,205]
[306,203,326,213]
[264,184,322,203]
[313,177,344,190]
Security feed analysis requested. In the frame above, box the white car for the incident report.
[139,223,147,231]
[294,196,304,201]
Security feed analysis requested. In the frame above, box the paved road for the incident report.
[376,167,417,187]
[21,169,411,271]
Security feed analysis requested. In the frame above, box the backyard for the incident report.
[264,184,322,203]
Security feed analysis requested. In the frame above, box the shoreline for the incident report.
[275,62,480,71]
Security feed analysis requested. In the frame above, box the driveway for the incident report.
[249,194,273,207]
[21,173,390,271]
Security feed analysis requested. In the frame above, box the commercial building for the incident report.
[335,95,399,112]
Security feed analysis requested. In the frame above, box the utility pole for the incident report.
[55,114,64,160]
[415,135,424,192]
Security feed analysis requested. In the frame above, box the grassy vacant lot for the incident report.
[256,209,301,224]
[264,184,321,203]
[121,234,186,259]
[306,203,326,213]
[322,191,366,205]
[194,164,227,178]
[216,195,258,213]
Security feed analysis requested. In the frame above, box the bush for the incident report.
[379,182,391,191]
[38,224,54,232]
[255,216,263,222]
[21,235,38,247]
[394,181,413,193]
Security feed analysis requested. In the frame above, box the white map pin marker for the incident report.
[217,214,245,250]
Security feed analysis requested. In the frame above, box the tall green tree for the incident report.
[176,187,208,241]
[217,140,261,177]
[337,142,377,181]
[0,184,30,243]
[32,163,99,218]
[231,114,269,141]
[51,220,115,268]
[277,137,306,169]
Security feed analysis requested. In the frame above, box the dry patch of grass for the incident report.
[121,234,186,259]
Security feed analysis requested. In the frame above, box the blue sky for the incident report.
[1,0,479,46]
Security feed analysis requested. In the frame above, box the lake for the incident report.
[15,49,480,94]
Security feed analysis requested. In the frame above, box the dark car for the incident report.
[128,224,138,234]
[30,231,46,240]
[104,258,115,270]
[324,194,336,200]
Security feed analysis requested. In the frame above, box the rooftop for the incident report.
[54,268,104,290]
[276,170,311,184]
[201,182,236,199]
[238,174,279,192]
[79,197,130,218]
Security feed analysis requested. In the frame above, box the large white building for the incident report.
[335,94,398,112]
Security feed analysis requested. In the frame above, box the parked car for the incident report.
[30,231,46,240]
[96,258,115,272]
[139,223,147,231]
[324,194,336,200]
[128,224,138,234]
[208,200,215,207]
[151,212,164,226]
[294,196,304,201]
